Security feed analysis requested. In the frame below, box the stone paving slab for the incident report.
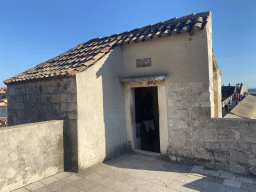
[10,152,256,192]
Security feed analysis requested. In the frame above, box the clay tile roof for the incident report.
[0,103,7,107]
[4,11,211,85]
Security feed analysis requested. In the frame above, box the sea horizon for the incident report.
[248,88,256,92]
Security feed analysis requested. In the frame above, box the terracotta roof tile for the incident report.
[4,11,211,85]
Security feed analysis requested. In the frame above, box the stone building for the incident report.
[4,11,224,172]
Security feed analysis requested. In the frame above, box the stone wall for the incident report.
[167,81,211,160]
[167,115,256,175]
[7,77,78,171]
[0,120,64,192]
[0,106,7,117]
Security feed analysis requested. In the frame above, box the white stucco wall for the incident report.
[76,47,126,170]
[121,30,209,83]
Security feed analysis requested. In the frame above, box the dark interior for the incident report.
[135,87,160,153]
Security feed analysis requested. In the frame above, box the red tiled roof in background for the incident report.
[0,117,8,127]
[0,98,7,102]
[0,117,7,123]
[4,11,211,85]
[1,87,7,91]
[0,103,7,107]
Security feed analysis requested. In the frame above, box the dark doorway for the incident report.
[135,87,160,153]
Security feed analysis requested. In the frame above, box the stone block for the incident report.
[249,167,256,176]
[168,91,178,99]
[230,150,245,163]
[233,142,249,152]
[193,149,213,160]
[15,88,21,95]
[235,131,240,140]
[230,162,249,175]
[193,140,203,148]
[201,101,211,107]
[192,118,210,128]
[169,128,191,139]
[9,87,15,95]
[167,100,177,109]
[202,141,215,150]
[177,83,190,91]
[67,111,77,120]
[8,103,24,110]
[176,99,190,109]
[21,87,26,95]
[217,129,234,140]
[185,140,192,149]
[247,154,256,166]
[61,103,77,112]
[197,91,210,101]
[193,128,217,141]
[251,144,256,154]
[174,139,185,148]
[47,86,54,94]
[168,83,177,91]
[41,95,51,104]
[51,95,62,103]
[241,132,256,143]
[169,120,190,129]
[239,120,250,130]
[214,151,230,162]
[67,94,77,103]
[192,107,211,119]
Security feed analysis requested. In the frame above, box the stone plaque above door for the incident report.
[136,58,152,68]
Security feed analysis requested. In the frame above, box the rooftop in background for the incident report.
[0,103,7,107]
[4,11,211,85]
[0,87,7,91]
[0,98,7,103]
[0,117,8,127]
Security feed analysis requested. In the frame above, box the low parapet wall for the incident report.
[0,120,64,192]
[168,118,256,176]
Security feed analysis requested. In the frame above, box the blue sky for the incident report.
[1,0,256,88]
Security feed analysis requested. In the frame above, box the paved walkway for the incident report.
[12,153,256,192]
[222,99,240,118]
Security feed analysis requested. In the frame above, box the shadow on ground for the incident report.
[77,153,256,192]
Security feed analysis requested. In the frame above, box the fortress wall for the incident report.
[7,77,78,172]
[168,118,256,175]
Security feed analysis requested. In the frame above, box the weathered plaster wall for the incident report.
[0,120,64,192]
[76,47,127,171]
[7,77,78,171]
[121,30,209,83]
[0,106,7,117]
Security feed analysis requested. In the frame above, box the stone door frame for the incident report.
[123,80,168,154]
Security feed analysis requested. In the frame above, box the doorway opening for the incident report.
[134,87,160,153]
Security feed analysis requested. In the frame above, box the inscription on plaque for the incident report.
[136,58,152,68]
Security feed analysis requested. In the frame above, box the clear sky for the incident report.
[1,0,256,88]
